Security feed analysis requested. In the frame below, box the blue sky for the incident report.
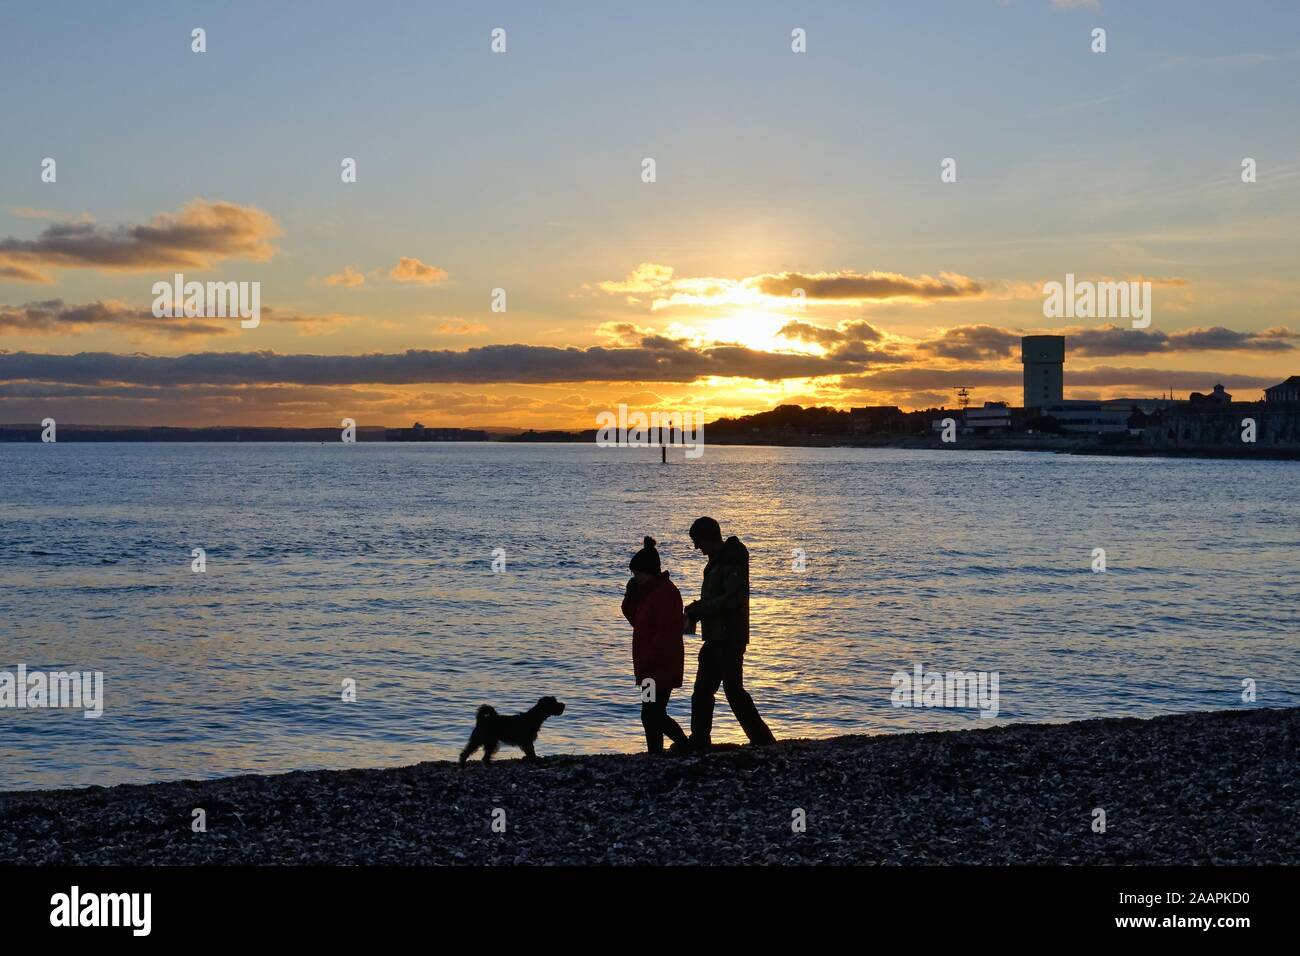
[1,1,1298,426]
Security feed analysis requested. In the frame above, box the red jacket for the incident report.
[621,571,685,689]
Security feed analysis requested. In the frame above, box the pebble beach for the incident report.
[2,706,1295,865]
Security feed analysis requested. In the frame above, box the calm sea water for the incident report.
[1,442,1297,791]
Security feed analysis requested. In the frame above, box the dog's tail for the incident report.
[475,704,497,724]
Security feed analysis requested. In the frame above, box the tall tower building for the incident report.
[1021,335,1064,409]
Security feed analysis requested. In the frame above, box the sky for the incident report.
[1,0,1298,428]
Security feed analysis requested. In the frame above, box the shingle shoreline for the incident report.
[2,707,1295,865]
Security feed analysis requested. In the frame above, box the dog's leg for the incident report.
[521,740,537,761]
[460,728,482,765]
[481,739,498,763]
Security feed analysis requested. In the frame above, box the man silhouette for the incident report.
[682,517,776,749]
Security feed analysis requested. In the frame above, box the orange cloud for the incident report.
[0,199,280,282]
[437,318,487,335]
[588,262,987,312]
[325,266,366,288]
[756,270,983,301]
[390,257,448,284]
[0,298,343,339]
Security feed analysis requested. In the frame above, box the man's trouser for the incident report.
[690,639,775,745]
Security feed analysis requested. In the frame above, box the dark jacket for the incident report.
[621,571,685,689]
[685,536,749,646]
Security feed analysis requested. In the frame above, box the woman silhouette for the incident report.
[620,536,689,753]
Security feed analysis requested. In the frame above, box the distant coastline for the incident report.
[4,420,1299,460]
[0,424,488,443]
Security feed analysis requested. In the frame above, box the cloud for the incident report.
[436,318,487,335]
[1063,324,1300,357]
[839,368,1024,390]
[1063,366,1280,390]
[0,264,48,282]
[776,318,904,363]
[0,381,400,415]
[0,298,342,339]
[590,263,733,310]
[778,319,886,346]
[8,207,92,222]
[840,365,1280,393]
[615,390,669,406]
[3,311,1292,420]
[0,199,280,282]
[825,322,1298,364]
[596,318,1298,385]
[389,257,448,284]
[894,391,950,409]
[595,262,676,295]
[410,390,545,413]
[320,258,449,288]
[325,266,366,288]
[0,336,864,388]
[757,271,983,301]
[0,380,636,430]
[1051,0,1099,9]
[1165,325,1298,351]
[915,325,1021,361]
[588,263,984,311]
[0,299,231,338]
[595,321,651,346]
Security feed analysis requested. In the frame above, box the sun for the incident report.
[671,310,811,354]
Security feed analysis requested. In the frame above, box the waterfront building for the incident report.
[1265,376,1300,404]
[1021,336,1065,410]
[964,402,1013,433]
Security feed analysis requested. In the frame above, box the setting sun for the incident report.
[681,310,804,354]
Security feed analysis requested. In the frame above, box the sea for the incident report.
[2,442,1297,791]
